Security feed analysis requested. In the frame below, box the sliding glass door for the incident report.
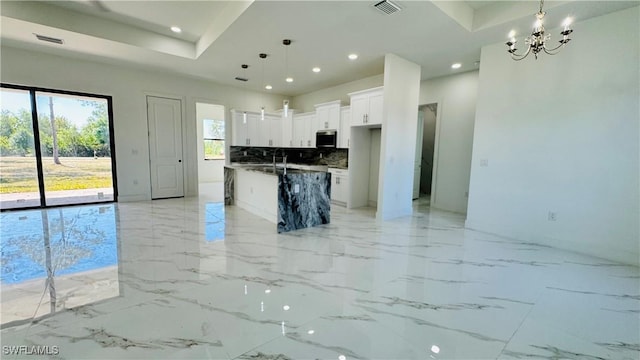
[0,85,117,210]
[0,88,41,209]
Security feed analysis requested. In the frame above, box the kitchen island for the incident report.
[224,165,331,233]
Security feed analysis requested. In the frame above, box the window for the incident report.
[203,118,224,160]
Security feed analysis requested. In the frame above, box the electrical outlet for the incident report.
[294,184,300,193]
[244,151,247,156]
[133,179,138,185]
[319,153,323,159]
[548,211,557,221]
[480,159,489,167]
[263,151,267,156]
[464,191,469,198]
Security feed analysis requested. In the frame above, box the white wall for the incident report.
[466,7,640,265]
[378,54,421,220]
[292,74,383,113]
[196,102,225,184]
[419,70,478,214]
[1,46,283,201]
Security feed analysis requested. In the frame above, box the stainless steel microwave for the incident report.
[316,130,337,148]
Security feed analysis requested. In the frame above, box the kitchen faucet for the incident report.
[272,148,287,175]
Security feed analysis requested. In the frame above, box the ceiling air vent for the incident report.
[34,34,64,45]
[235,77,248,82]
[373,0,401,15]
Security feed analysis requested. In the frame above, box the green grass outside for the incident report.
[0,156,113,193]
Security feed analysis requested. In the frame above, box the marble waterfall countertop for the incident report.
[224,164,331,233]
[228,163,329,174]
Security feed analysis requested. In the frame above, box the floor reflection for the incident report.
[0,204,119,326]
[205,202,224,242]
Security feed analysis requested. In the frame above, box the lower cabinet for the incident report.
[328,168,349,206]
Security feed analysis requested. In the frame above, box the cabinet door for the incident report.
[306,115,315,147]
[232,112,248,146]
[350,96,368,126]
[367,91,384,125]
[281,113,293,147]
[327,105,340,130]
[339,108,350,148]
[316,106,329,131]
[246,113,261,146]
[267,115,281,147]
[293,115,306,147]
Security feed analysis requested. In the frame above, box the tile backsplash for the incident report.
[230,146,348,169]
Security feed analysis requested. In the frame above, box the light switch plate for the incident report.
[294,184,300,193]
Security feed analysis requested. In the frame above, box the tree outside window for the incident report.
[204,118,224,160]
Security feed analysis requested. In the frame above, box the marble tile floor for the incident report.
[0,194,638,360]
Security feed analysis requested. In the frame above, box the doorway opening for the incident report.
[0,84,117,210]
[414,103,438,204]
[196,102,225,202]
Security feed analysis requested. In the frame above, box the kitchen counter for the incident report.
[224,164,331,233]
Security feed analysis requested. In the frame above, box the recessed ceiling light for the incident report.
[265,85,273,90]
[451,63,462,69]
[312,67,321,73]
[286,77,294,83]
[348,54,358,60]
[170,26,182,33]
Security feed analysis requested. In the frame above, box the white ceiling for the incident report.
[1,0,638,96]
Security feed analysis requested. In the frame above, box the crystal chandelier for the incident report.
[505,0,574,60]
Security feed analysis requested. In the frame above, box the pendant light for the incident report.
[259,53,267,121]
[241,64,248,123]
[283,39,291,117]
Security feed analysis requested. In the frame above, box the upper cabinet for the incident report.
[231,109,282,147]
[348,87,383,127]
[339,106,351,148]
[314,100,341,131]
[293,112,315,148]
[280,110,293,148]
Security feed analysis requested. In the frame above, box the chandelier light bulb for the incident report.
[534,18,543,30]
[508,30,516,39]
[562,17,573,29]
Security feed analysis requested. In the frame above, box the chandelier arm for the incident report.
[543,42,566,55]
[510,46,532,61]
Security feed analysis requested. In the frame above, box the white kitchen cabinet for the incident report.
[314,100,341,132]
[257,114,282,147]
[328,168,349,206]
[231,110,247,146]
[293,112,315,148]
[348,87,383,127]
[231,110,283,147]
[281,111,294,147]
[339,106,350,148]
[231,110,258,146]
[246,113,260,146]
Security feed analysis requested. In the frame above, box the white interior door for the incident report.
[147,96,184,199]
[413,111,424,199]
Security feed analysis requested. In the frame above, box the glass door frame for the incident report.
[0,83,118,211]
